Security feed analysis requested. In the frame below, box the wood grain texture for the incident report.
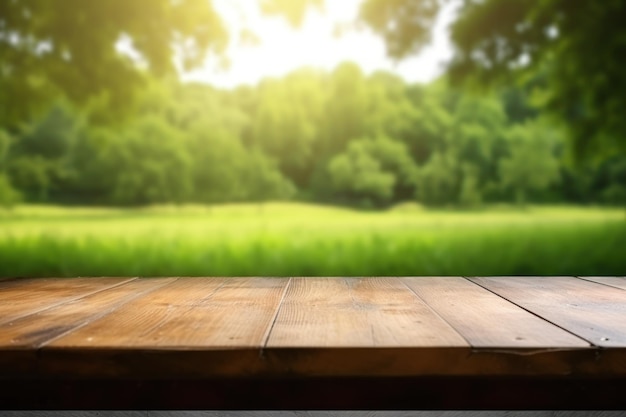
[580,276,626,291]
[1,277,626,383]
[0,277,135,326]
[0,278,176,349]
[266,277,468,347]
[470,276,626,347]
[48,277,289,348]
[403,277,589,348]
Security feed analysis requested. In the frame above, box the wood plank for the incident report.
[580,276,626,291]
[38,277,290,379]
[266,277,468,347]
[48,277,289,348]
[0,278,176,349]
[470,276,626,347]
[0,277,136,325]
[0,277,624,381]
[403,277,589,348]
[262,279,620,378]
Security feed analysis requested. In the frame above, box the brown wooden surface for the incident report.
[0,277,136,326]
[48,277,288,348]
[266,277,467,347]
[470,276,626,347]
[402,276,589,348]
[0,277,175,348]
[580,276,626,291]
[1,276,626,409]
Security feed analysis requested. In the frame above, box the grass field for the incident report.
[0,202,624,277]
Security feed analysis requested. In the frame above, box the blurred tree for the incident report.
[448,94,508,202]
[327,140,396,207]
[358,136,418,201]
[326,136,417,206]
[590,156,626,205]
[15,103,79,159]
[107,116,193,205]
[62,127,119,204]
[0,0,229,127]
[415,151,458,206]
[6,103,81,201]
[248,71,326,188]
[499,121,562,205]
[324,63,370,153]
[0,130,22,207]
[359,0,626,158]
[0,173,22,208]
[186,120,294,203]
[7,155,51,201]
[0,130,12,170]
[459,164,482,208]
[403,81,454,164]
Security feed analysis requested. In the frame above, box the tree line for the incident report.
[1,62,624,208]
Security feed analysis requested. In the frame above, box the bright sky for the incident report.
[182,0,458,88]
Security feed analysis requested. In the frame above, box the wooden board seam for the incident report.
[400,278,472,347]
[465,276,598,346]
[0,277,139,327]
[577,276,626,291]
[261,277,292,355]
[35,277,179,348]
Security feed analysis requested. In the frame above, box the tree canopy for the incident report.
[359,0,626,158]
[0,0,320,128]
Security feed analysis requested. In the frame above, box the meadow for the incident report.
[0,202,624,278]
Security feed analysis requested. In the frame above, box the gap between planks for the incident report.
[402,277,588,348]
[469,276,626,347]
[260,277,292,356]
[0,277,139,326]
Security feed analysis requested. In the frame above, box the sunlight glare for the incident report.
[182,0,458,88]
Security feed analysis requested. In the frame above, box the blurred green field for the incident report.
[0,203,624,277]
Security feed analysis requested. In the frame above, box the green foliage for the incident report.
[7,156,54,201]
[0,174,22,208]
[499,121,562,205]
[459,165,483,208]
[328,141,395,207]
[2,61,623,208]
[415,152,458,207]
[0,130,12,169]
[591,156,626,205]
[327,136,418,206]
[359,0,626,159]
[359,0,439,58]
[0,0,229,127]
[324,63,370,153]
[248,73,325,187]
[107,116,193,205]
[15,103,80,159]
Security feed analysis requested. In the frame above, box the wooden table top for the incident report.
[1,276,626,380]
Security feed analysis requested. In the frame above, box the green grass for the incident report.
[0,202,624,277]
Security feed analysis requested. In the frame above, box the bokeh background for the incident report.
[1,0,624,277]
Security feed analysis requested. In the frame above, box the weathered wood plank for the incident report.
[403,276,589,348]
[261,280,622,379]
[580,276,626,291]
[0,278,176,349]
[0,277,625,383]
[48,277,289,348]
[0,277,136,326]
[37,277,290,379]
[470,276,626,347]
[266,277,468,347]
